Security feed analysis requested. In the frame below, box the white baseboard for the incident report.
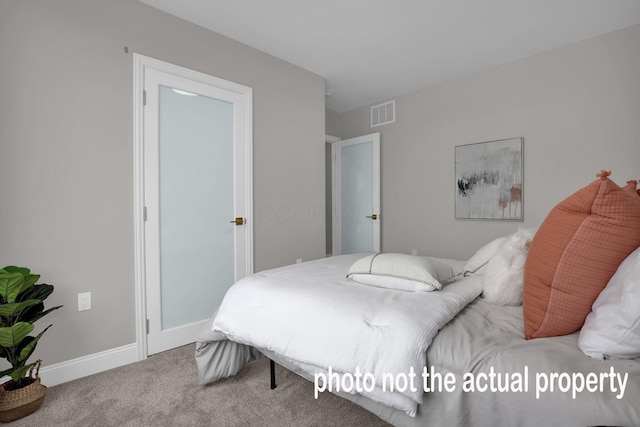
[39,343,141,386]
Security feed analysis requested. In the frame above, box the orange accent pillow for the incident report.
[523,170,640,339]
[622,180,639,198]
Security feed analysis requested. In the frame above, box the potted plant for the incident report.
[0,266,62,422]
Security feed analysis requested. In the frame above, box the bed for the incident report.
[195,252,640,426]
[195,172,640,426]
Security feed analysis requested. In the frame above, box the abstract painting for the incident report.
[455,138,523,220]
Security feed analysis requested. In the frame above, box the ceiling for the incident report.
[139,0,640,113]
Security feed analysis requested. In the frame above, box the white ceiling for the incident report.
[139,0,640,113]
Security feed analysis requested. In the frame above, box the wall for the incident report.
[325,108,342,138]
[0,0,325,367]
[340,24,640,260]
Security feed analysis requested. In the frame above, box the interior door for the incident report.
[332,133,380,255]
[141,60,252,355]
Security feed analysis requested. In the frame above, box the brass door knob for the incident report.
[230,217,245,225]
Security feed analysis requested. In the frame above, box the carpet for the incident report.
[11,344,391,426]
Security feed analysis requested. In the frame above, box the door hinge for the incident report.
[143,90,147,106]
[146,319,150,334]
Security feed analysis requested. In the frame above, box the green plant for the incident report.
[0,266,62,388]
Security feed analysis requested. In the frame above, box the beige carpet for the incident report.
[11,344,391,426]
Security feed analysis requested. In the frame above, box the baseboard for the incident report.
[39,343,140,386]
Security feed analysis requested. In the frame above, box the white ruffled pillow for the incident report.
[481,228,535,306]
[578,247,640,360]
[463,236,508,276]
[347,253,455,292]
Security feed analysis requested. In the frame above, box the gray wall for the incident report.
[325,109,342,255]
[340,24,640,260]
[325,108,342,138]
[0,1,325,365]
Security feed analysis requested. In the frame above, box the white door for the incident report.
[135,55,252,356]
[332,133,380,255]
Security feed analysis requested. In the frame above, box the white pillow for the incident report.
[482,228,535,306]
[347,253,455,292]
[463,236,508,276]
[578,247,640,360]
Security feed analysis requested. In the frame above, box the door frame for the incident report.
[331,133,380,255]
[133,54,253,360]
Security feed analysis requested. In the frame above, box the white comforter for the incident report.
[212,253,482,416]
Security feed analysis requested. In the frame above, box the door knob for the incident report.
[365,214,378,220]
[230,217,245,225]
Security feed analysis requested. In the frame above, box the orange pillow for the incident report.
[523,170,640,339]
[622,180,639,198]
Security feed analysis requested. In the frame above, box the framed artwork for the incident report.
[455,137,523,221]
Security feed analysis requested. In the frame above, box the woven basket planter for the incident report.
[0,363,47,423]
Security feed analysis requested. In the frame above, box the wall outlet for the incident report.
[411,249,418,256]
[78,292,91,311]
[296,258,303,264]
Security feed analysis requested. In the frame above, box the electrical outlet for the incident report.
[411,249,418,256]
[296,258,303,264]
[78,292,91,311]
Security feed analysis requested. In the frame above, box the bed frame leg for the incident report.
[270,359,277,389]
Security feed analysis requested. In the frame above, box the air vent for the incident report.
[371,100,395,127]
